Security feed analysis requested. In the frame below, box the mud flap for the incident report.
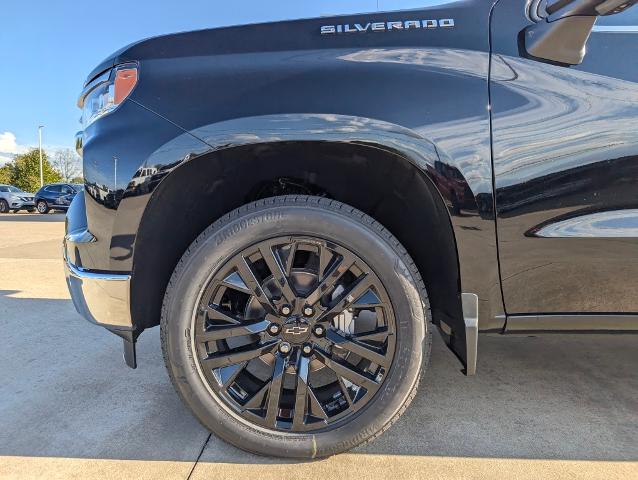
[123,337,137,369]
[436,293,478,376]
[107,327,139,369]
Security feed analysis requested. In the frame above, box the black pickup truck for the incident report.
[65,0,637,458]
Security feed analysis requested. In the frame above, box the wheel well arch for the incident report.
[131,140,462,332]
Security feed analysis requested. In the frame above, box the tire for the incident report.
[161,196,432,458]
[36,200,49,214]
[0,199,8,214]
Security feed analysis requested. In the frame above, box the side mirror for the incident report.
[522,0,637,66]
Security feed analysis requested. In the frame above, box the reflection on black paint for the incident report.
[491,0,638,314]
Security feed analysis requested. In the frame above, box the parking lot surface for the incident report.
[1,213,637,479]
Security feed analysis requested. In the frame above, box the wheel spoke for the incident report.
[308,386,329,421]
[292,355,310,429]
[244,381,270,409]
[305,252,355,306]
[326,329,389,366]
[199,319,271,342]
[314,349,379,391]
[352,326,392,343]
[264,353,287,426]
[318,275,374,321]
[205,305,241,325]
[234,256,277,312]
[202,341,278,369]
[217,362,246,389]
[258,244,296,305]
[337,377,354,407]
[283,240,298,276]
[220,271,252,295]
[351,289,383,308]
[318,243,333,280]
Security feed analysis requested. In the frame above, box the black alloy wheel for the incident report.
[193,235,397,432]
[161,196,431,458]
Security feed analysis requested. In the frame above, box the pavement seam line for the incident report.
[187,433,211,480]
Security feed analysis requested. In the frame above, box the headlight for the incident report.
[78,63,138,128]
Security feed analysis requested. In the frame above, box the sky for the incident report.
[0,0,444,164]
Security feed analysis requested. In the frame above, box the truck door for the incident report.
[490,1,638,325]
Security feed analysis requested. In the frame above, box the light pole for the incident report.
[38,125,44,187]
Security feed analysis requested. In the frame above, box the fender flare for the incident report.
[113,112,494,370]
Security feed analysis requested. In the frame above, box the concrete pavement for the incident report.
[0,213,636,479]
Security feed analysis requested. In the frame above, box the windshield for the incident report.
[71,184,84,192]
[7,186,23,193]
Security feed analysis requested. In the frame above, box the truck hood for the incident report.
[85,1,468,84]
[85,16,344,84]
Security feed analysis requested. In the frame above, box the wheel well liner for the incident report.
[131,141,461,332]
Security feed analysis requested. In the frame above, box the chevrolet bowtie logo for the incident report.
[285,325,309,335]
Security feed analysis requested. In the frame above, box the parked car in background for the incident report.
[0,185,35,213]
[34,183,83,214]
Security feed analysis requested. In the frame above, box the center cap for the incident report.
[281,317,311,344]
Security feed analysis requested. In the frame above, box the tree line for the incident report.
[0,148,82,192]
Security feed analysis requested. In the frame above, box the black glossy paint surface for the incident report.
[76,0,503,340]
[73,0,637,337]
[491,1,638,314]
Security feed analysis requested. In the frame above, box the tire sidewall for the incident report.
[163,199,427,458]
[0,200,8,213]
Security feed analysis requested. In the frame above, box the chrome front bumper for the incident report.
[64,253,133,329]
[64,189,133,330]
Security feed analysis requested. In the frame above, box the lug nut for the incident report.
[280,305,292,316]
[279,342,292,354]
[268,323,281,335]
[302,344,313,355]
[303,306,314,317]
[313,325,325,337]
